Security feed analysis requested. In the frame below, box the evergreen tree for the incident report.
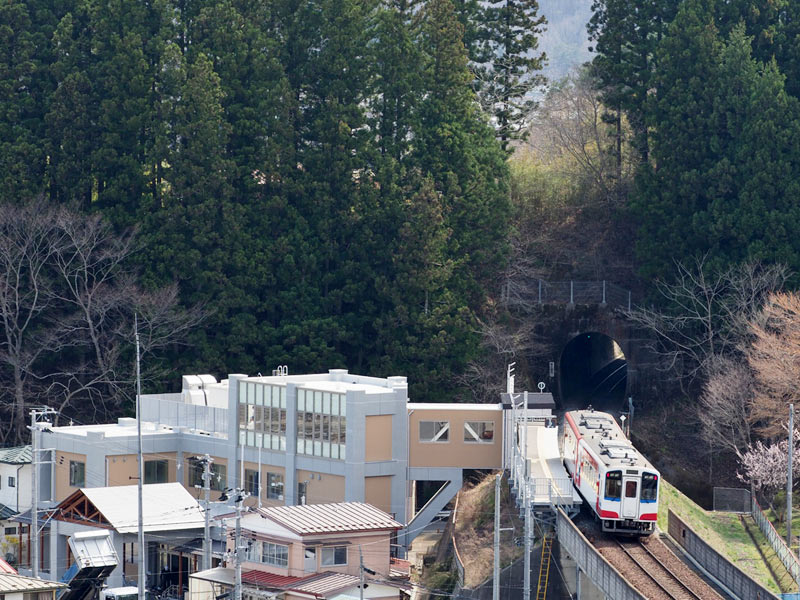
[478,0,547,149]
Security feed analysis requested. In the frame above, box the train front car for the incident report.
[563,409,659,536]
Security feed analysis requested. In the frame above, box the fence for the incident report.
[451,491,466,588]
[556,508,645,600]
[713,487,751,513]
[669,510,780,600]
[503,279,632,310]
[140,393,228,436]
[751,497,800,585]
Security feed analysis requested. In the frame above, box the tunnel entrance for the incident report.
[559,332,627,411]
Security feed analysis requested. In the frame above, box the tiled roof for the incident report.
[287,572,361,597]
[242,570,305,589]
[0,446,31,464]
[0,573,65,592]
[258,502,401,535]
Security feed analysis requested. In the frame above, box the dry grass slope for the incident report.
[452,472,524,589]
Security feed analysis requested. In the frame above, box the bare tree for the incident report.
[0,201,204,441]
[625,257,788,388]
[748,292,800,439]
[698,355,755,459]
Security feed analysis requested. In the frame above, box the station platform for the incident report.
[522,423,581,509]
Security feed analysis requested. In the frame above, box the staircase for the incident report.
[535,533,554,600]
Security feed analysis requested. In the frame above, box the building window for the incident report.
[189,462,226,491]
[4,527,15,535]
[7,476,14,488]
[247,541,288,567]
[464,421,494,443]
[321,546,347,567]
[238,383,288,451]
[419,421,449,443]
[245,469,260,497]
[298,481,307,505]
[267,473,284,500]
[144,460,168,484]
[69,461,85,487]
[295,389,346,459]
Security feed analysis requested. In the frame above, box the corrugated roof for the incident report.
[71,483,205,533]
[0,573,65,592]
[288,572,361,597]
[258,502,401,535]
[242,570,305,589]
[0,503,17,520]
[0,446,31,464]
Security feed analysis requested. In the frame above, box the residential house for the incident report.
[0,572,64,600]
[0,446,32,564]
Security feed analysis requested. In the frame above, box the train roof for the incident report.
[566,409,657,472]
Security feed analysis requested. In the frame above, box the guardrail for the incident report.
[751,497,800,585]
[669,509,780,600]
[556,508,645,600]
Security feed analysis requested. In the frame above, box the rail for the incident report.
[503,279,632,310]
[556,508,645,600]
[751,497,800,585]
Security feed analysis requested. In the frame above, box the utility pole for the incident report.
[233,490,245,600]
[135,317,146,600]
[789,404,794,551]
[493,474,500,600]
[202,455,213,571]
[29,407,55,578]
[523,478,531,600]
[360,547,364,600]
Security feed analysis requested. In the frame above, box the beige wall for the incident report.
[240,462,286,508]
[365,476,393,516]
[408,408,502,468]
[185,456,229,502]
[106,452,177,487]
[364,415,393,462]
[296,470,345,505]
[55,451,87,500]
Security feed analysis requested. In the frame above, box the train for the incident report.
[562,407,659,535]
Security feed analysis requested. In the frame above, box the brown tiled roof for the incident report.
[242,570,304,589]
[257,502,401,535]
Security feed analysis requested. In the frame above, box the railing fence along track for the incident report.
[503,279,632,311]
[751,497,800,586]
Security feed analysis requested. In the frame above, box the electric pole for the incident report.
[234,490,245,600]
[493,474,500,600]
[29,407,55,578]
[789,403,794,551]
[135,317,146,600]
[202,455,213,571]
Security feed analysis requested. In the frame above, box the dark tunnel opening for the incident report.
[558,332,627,411]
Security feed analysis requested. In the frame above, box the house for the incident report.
[46,483,208,590]
[235,502,401,579]
[0,446,32,564]
[190,502,407,600]
[0,572,64,600]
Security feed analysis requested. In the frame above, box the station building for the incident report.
[37,369,552,553]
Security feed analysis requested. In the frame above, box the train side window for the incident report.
[641,473,658,502]
[625,481,637,498]
[605,471,622,500]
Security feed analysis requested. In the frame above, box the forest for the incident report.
[2,0,800,500]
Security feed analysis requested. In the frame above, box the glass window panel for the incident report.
[280,437,286,451]
[340,444,346,460]
[255,433,263,448]
[314,414,322,441]
[297,439,304,454]
[314,441,322,456]
[339,395,346,416]
[272,407,281,434]
[280,409,287,434]
[330,416,339,444]
[298,392,305,412]
[323,393,331,415]
[247,431,255,447]
[246,405,256,431]
[304,413,314,439]
[314,392,322,413]
[322,442,330,458]
[464,421,494,443]
[238,384,247,404]
[341,416,346,444]
[256,384,263,406]
[280,387,286,408]
[322,415,330,441]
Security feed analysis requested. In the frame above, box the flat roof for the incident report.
[407,403,503,411]
[47,421,174,438]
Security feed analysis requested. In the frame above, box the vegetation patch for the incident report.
[659,480,794,593]
[452,472,524,589]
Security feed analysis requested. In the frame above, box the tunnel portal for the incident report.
[558,332,627,411]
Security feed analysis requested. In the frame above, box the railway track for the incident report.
[614,538,705,600]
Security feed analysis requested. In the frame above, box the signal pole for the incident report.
[493,474,500,600]
[202,455,213,571]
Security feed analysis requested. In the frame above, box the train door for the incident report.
[621,477,639,518]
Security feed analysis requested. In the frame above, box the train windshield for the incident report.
[641,472,658,502]
[604,470,622,500]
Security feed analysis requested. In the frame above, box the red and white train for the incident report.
[562,408,659,535]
